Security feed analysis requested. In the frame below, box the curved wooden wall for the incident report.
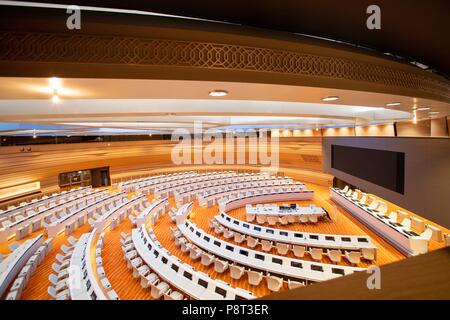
[0,138,331,202]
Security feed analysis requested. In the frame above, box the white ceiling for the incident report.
[0,77,448,136]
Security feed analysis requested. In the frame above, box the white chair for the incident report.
[189,247,202,260]
[344,251,361,265]
[214,259,229,273]
[342,185,349,193]
[55,253,70,264]
[200,252,215,266]
[140,273,158,289]
[60,245,72,255]
[246,236,259,248]
[444,234,450,247]
[361,248,376,261]
[223,229,234,239]
[233,232,246,244]
[229,264,245,280]
[8,242,20,252]
[266,274,283,292]
[310,248,323,261]
[48,286,69,300]
[164,290,184,300]
[246,270,263,286]
[411,217,426,233]
[377,202,387,215]
[309,215,319,223]
[368,197,379,210]
[150,281,170,299]
[261,240,273,252]
[326,249,342,264]
[246,214,255,222]
[359,193,368,205]
[214,225,225,234]
[288,279,304,290]
[276,242,290,255]
[267,216,279,226]
[292,245,306,258]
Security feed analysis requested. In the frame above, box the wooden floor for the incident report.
[10,182,447,300]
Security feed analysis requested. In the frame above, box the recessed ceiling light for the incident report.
[417,107,430,111]
[386,102,401,107]
[322,96,339,102]
[209,90,228,97]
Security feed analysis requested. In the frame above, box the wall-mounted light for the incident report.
[386,102,401,107]
[322,96,339,102]
[412,110,417,124]
[209,89,228,97]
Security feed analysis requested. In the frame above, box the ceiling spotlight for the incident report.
[209,90,228,97]
[386,102,401,107]
[322,96,339,102]
[417,107,430,111]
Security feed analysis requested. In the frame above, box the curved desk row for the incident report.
[0,187,90,219]
[141,172,238,197]
[174,175,292,204]
[215,212,376,253]
[93,194,145,231]
[120,171,197,192]
[132,226,255,300]
[68,230,108,300]
[0,189,107,242]
[219,189,314,213]
[177,220,364,283]
[46,192,124,238]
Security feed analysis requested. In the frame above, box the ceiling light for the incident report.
[386,102,401,107]
[32,129,37,139]
[417,107,430,111]
[209,90,228,97]
[322,96,339,102]
[148,133,152,136]
[429,111,440,115]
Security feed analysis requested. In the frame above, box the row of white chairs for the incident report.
[121,232,185,300]
[247,213,321,225]
[0,187,89,219]
[172,229,304,292]
[339,186,443,241]
[4,238,53,300]
[209,219,373,265]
